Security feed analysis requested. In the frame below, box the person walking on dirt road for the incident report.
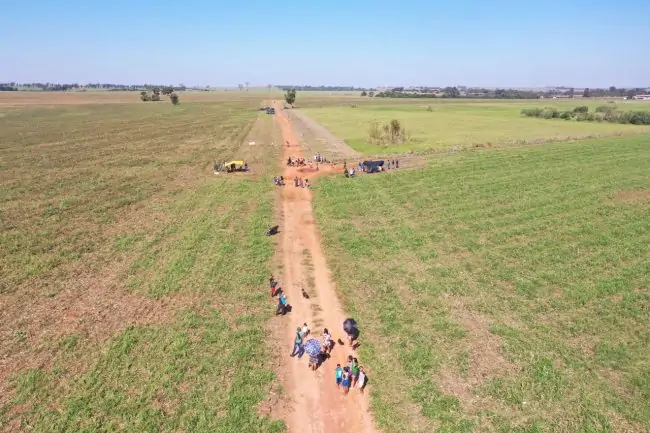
[290,327,304,358]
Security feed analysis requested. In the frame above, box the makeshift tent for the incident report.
[224,160,247,172]
[362,160,384,173]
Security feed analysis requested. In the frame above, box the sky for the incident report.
[1,0,649,88]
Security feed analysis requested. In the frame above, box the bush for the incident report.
[170,93,180,105]
[542,108,559,119]
[595,105,616,114]
[629,111,650,125]
[521,108,543,117]
[426,105,433,112]
[573,105,589,113]
[367,119,408,145]
[560,111,573,120]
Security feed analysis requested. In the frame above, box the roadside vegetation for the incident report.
[313,135,650,432]
[0,95,284,432]
[522,105,650,125]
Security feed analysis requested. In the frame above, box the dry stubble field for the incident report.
[0,91,285,432]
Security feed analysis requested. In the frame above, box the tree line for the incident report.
[276,85,372,92]
[521,105,650,125]
[0,82,189,92]
[367,86,649,100]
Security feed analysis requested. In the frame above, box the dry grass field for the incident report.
[0,91,284,432]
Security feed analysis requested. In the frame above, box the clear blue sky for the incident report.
[1,0,648,88]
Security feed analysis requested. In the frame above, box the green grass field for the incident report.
[0,95,284,432]
[313,135,650,432]
[302,100,650,154]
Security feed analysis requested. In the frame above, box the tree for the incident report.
[609,86,617,93]
[368,91,375,97]
[170,92,180,105]
[568,88,575,98]
[360,90,367,96]
[284,88,297,107]
[238,84,243,91]
[583,88,591,98]
[140,91,150,102]
[162,86,174,95]
[442,87,460,98]
[245,81,250,91]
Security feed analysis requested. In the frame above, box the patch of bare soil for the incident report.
[612,188,650,204]
[271,102,378,433]
[0,252,201,408]
[437,297,513,412]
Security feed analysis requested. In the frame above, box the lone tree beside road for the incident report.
[284,88,297,107]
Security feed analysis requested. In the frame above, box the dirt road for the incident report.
[273,103,378,433]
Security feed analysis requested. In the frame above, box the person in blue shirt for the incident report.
[290,327,304,358]
[335,364,343,387]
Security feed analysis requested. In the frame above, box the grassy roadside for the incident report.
[1,99,285,432]
[312,135,650,432]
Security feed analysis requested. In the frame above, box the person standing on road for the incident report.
[300,322,310,338]
[341,367,351,395]
[290,327,304,358]
[357,366,367,393]
[351,357,360,387]
[335,364,343,388]
[322,328,332,354]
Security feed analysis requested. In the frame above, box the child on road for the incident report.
[335,364,343,387]
[341,367,351,395]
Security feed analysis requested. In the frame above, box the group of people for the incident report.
[293,177,310,188]
[336,355,367,394]
[313,153,327,163]
[287,156,307,167]
[273,176,285,186]
[271,276,367,397]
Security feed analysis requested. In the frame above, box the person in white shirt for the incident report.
[322,328,332,354]
[300,323,310,338]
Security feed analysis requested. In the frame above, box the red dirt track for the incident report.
[273,102,378,433]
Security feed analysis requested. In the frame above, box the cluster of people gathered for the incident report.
[287,156,307,167]
[273,176,285,186]
[268,275,367,395]
[293,177,310,188]
[313,153,327,163]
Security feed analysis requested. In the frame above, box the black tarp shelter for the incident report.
[362,160,384,173]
